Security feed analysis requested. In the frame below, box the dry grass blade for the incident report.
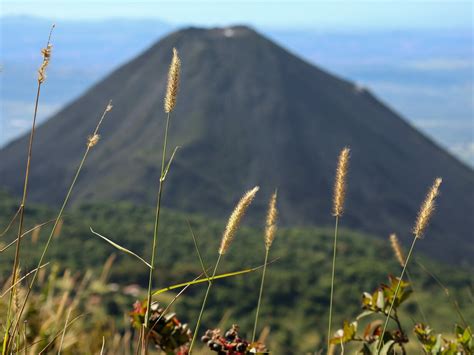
[4,26,56,352]
[0,207,21,238]
[8,100,114,349]
[58,307,72,354]
[90,228,152,269]
[416,260,468,327]
[0,219,55,253]
[37,314,85,354]
[161,146,181,181]
[100,336,105,355]
[0,263,50,298]
[187,220,210,279]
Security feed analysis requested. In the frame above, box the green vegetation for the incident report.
[1,190,472,352]
[1,26,472,354]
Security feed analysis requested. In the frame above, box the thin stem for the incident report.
[252,248,269,342]
[416,260,468,327]
[0,206,21,238]
[147,272,204,343]
[187,221,210,280]
[327,215,339,349]
[189,253,222,354]
[3,79,42,355]
[144,112,171,328]
[6,102,111,353]
[377,236,418,354]
[405,269,427,324]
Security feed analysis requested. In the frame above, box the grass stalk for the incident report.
[5,101,112,353]
[405,269,427,324]
[252,247,270,342]
[327,215,339,349]
[188,253,222,354]
[416,260,468,327]
[3,25,55,353]
[144,111,171,328]
[377,236,417,354]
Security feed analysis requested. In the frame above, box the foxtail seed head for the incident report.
[264,191,278,250]
[389,234,405,267]
[105,102,113,112]
[38,44,52,83]
[219,186,259,255]
[87,134,100,148]
[333,147,350,217]
[413,178,442,238]
[164,48,181,113]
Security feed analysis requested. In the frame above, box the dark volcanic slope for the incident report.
[1,26,473,263]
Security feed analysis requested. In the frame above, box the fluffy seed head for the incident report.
[31,225,42,244]
[164,48,181,113]
[264,191,278,249]
[333,147,350,217]
[105,102,113,112]
[389,234,405,267]
[219,186,259,255]
[413,178,442,237]
[38,44,52,83]
[87,134,100,148]
[53,218,63,239]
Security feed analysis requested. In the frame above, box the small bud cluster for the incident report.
[130,301,191,353]
[201,324,268,354]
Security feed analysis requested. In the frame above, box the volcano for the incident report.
[1,26,472,264]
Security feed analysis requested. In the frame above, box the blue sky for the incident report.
[2,1,472,29]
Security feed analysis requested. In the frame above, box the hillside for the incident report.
[0,190,472,352]
[0,26,473,264]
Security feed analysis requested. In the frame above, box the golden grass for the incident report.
[164,47,181,113]
[219,186,259,255]
[332,147,350,217]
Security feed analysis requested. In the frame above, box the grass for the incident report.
[0,27,471,355]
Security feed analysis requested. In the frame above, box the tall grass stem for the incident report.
[189,253,222,354]
[6,102,111,352]
[252,248,269,342]
[377,236,417,354]
[145,112,171,327]
[405,270,427,324]
[3,26,55,352]
[327,215,339,349]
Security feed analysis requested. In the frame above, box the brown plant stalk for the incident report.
[3,24,55,354]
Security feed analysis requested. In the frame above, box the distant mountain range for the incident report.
[0,26,472,264]
[1,16,473,165]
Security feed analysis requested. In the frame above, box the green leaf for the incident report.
[90,227,152,269]
[356,310,374,320]
[152,264,266,296]
[330,321,357,344]
[379,340,395,355]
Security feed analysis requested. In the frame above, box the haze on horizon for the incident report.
[2,0,472,29]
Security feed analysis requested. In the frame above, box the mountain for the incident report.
[0,26,472,264]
